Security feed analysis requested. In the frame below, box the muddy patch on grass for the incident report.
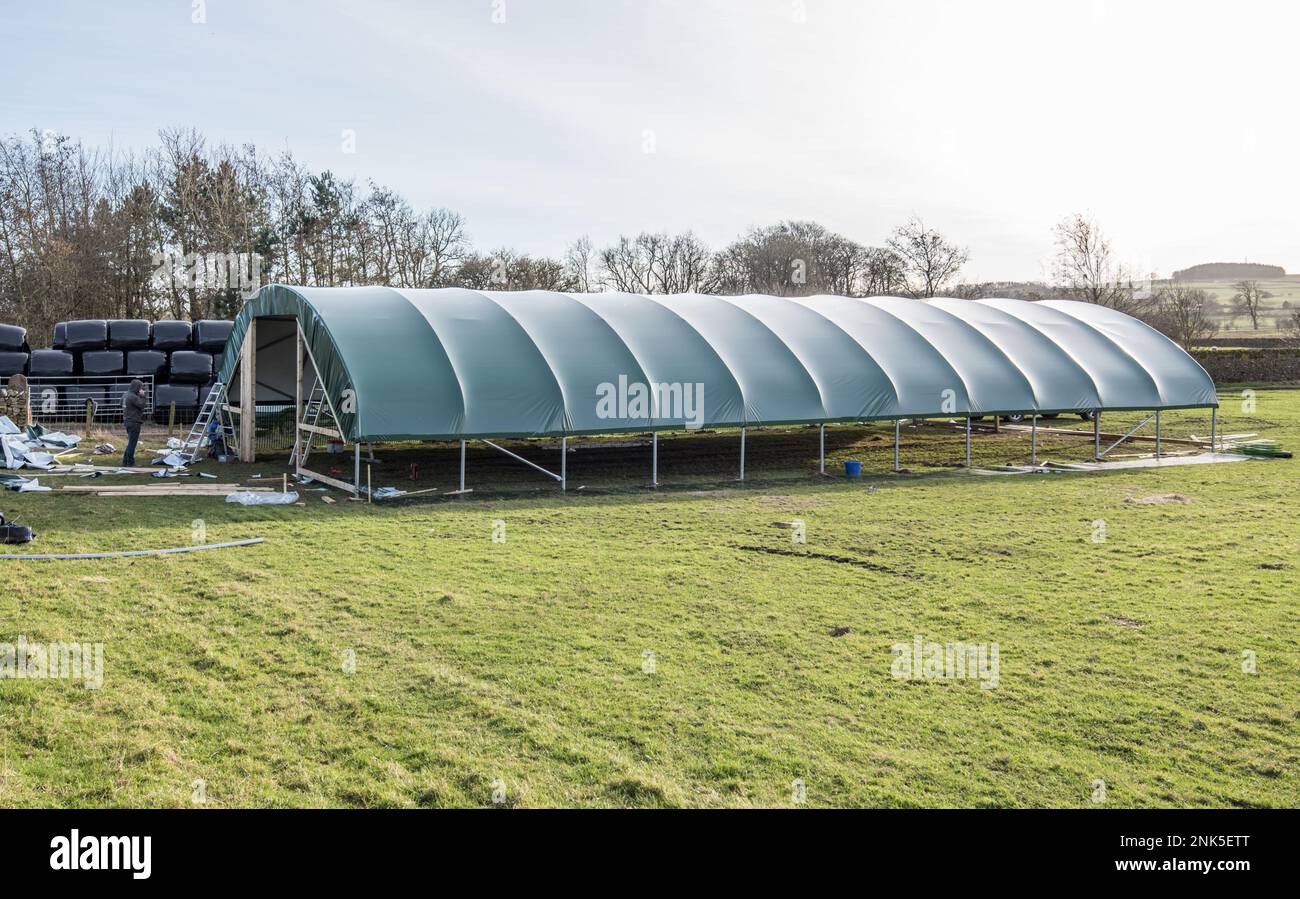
[736,544,920,579]
[1125,493,1194,505]
[1104,615,1146,629]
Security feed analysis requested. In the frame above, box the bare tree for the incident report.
[0,130,159,337]
[886,217,969,298]
[1278,308,1300,348]
[0,126,489,333]
[414,207,468,286]
[354,192,467,288]
[600,234,656,293]
[599,231,716,294]
[453,247,573,291]
[944,283,989,299]
[713,220,880,296]
[156,127,212,318]
[660,231,716,293]
[1231,279,1271,330]
[563,235,598,292]
[862,246,909,296]
[1150,285,1215,349]
[1052,213,1150,314]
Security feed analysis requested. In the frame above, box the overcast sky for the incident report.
[4,0,1295,281]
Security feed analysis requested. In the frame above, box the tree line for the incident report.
[0,127,1227,350]
[0,128,972,341]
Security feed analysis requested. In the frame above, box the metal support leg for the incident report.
[965,416,972,468]
[819,423,825,475]
[1098,412,1156,459]
[1093,412,1101,461]
[651,431,658,487]
[893,420,901,472]
[561,436,567,492]
[354,441,361,493]
[1155,410,1162,458]
[482,439,562,481]
[1031,415,1038,465]
[459,439,466,492]
[1210,407,1217,453]
[739,427,746,481]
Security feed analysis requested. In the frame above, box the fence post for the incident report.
[167,402,177,438]
[84,399,93,434]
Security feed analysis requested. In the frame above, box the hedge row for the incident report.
[1191,347,1300,383]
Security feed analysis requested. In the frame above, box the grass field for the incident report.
[0,389,1296,808]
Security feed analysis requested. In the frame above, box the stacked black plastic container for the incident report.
[148,320,232,423]
[2,318,233,422]
[0,323,28,377]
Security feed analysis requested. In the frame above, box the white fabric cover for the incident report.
[229,287,1219,440]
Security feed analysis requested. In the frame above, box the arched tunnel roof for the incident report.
[219,285,1218,442]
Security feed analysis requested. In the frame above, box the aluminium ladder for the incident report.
[293,379,330,469]
[176,381,236,465]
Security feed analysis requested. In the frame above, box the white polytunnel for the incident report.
[219,285,1219,444]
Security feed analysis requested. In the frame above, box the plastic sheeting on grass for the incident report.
[1,424,82,470]
[225,490,298,505]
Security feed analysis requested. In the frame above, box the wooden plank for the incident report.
[60,481,248,488]
[61,484,251,492]
[380,486,441,499]
[1108,450,1197,460]
[81,485,271,491]
[1189,433,1256,444]
[997,423,1203,446]
[83,487,271,492]
[297,423,342,438]
[78,491,273,497]
[45,466,169,475]
[86,488,274,496]
[239,318,257,462]
[92,489,259,494]
[296,465,358,495]
[95,491,255,497]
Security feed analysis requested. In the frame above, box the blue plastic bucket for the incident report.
[844,460,862,478]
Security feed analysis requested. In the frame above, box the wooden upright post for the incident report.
[239,319,257,462]
[291,323,304,465]
[295,324,304,431]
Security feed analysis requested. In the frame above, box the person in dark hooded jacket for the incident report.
[122,378,147,466]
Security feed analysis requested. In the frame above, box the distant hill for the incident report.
[1172,262,1286,281]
